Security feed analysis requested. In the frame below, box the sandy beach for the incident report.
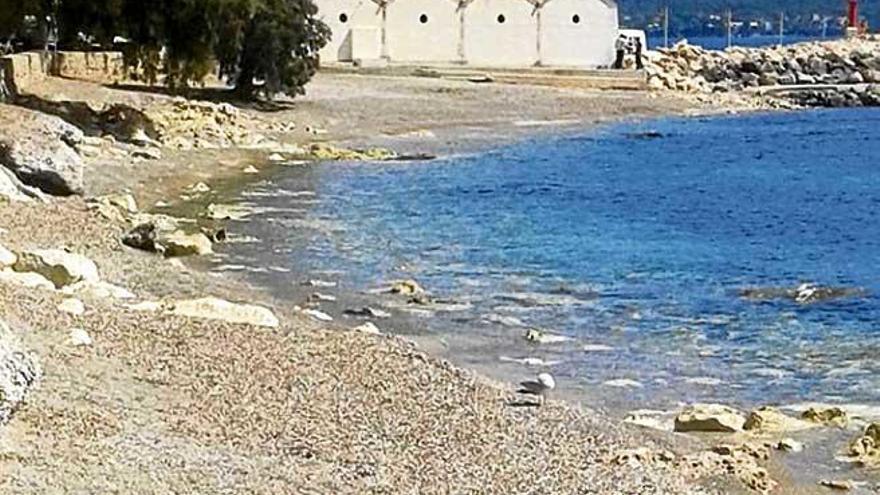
[0,69,846,494]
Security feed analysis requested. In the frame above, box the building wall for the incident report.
[386,0,462,63]
[538,0,617,66]
[315,0,618,68]
[462,0,539,66]
[318,0,383,62]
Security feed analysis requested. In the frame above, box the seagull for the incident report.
[517,372,556,406]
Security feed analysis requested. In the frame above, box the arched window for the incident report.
[572,14,581,24]
[497,14,506,24]
[339,13,348,23]
[419,13,429,24]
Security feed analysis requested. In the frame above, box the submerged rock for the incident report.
[169,297,279,328]
[739,283,866,304]
[344,306,391,319]
[388,279,426,296]
[818,479,853,491]
[777,438,804,453]
[13,249,100,289]
[674,403,746,433]
[523,328,573,344]
[0,319,41,425]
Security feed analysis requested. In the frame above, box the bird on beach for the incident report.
[517,372,556,406]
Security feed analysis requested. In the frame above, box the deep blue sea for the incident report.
[648,34,837,50]
[212,108,880,412]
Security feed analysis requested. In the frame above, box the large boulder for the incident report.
[169,297,279,328]
[0,104,85,195]
[12,249,100,289]
[0,319,41,425]
[157,230,213,257]
[674,404,747,433]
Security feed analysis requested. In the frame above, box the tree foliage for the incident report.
[0,0,330,98]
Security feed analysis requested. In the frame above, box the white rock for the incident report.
[243,165,259,174]
[0,269,55,290]
[268,153,285,162]
[68,328,93,347]
[12,249,100,288]
[583,344,614,352]
[0,244,16,267]
[353,322,381,334]
[170,297,279,328]
[306,279,337,288]
[303,308,333,322]
[57,298,85,316]
[777,438,805,453]
[604,379,644,389]
[523,328,573,344]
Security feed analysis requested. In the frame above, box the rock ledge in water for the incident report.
[674,403,746,433]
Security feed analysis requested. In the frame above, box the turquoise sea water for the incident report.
[214,108,880,411]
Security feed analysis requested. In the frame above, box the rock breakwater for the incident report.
[646,38,880,108]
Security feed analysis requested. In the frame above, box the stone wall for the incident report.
[0,51,126,95]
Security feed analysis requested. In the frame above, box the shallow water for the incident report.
[207,108,880,416]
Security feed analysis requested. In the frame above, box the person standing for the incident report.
[635,37,644,70]
[613,34,627,69]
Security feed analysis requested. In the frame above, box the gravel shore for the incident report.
[0,73,746,493]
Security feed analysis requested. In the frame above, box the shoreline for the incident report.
[0,70,869,494]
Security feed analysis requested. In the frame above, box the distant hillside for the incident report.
[617,0,873,36]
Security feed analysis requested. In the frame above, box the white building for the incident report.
[316,0,619,68]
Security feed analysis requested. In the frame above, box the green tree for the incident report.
[25,0,329,99]
[229,0,331,98]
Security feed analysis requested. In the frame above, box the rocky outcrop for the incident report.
[674,403,746,433]
[610,442,776,494]
[168,297,279,328]
[743,406,814,433]
[846,422,880,467]
[12,249,100,289]
[801,406,849,427]
[0,319,41,426]
[0,104,85,195]
[646,39,880,108]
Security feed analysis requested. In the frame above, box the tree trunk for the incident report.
[0,67,11,102]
